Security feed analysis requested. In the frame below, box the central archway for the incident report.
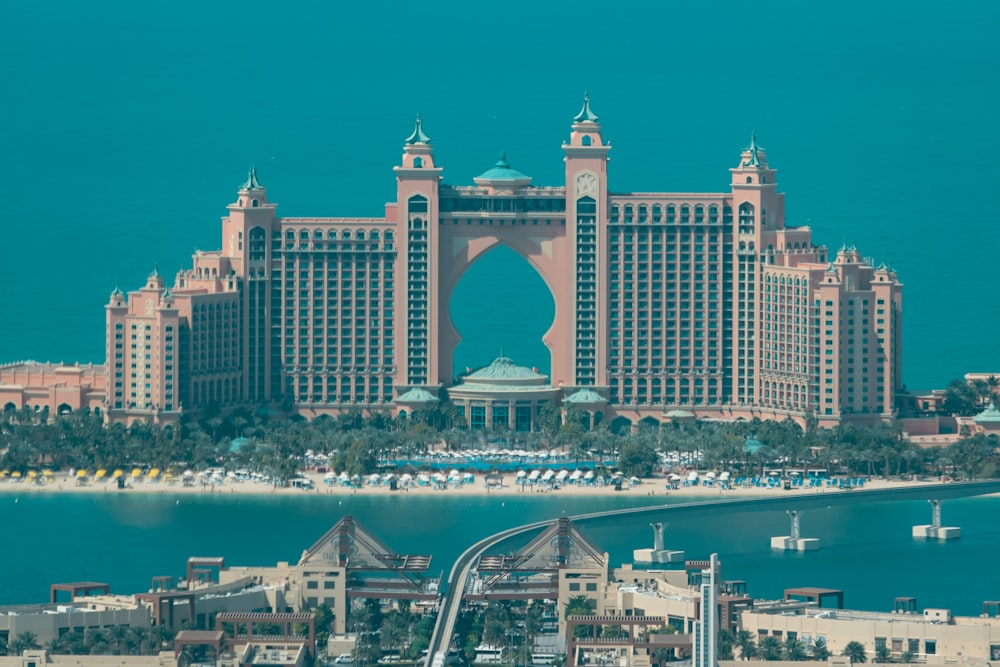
[436,222,573,387]
[449,245,555,382]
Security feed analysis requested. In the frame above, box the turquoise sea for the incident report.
[2,1,999,388]
[2,493,999,614]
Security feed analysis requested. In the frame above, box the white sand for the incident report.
[0,471,939,498]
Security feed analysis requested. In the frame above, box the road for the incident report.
[423,479,1000,665]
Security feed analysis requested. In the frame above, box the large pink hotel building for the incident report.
[103,97,902,429]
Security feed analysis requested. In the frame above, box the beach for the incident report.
[0,470,940,498]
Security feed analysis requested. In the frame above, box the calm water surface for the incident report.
[1,493,997,614]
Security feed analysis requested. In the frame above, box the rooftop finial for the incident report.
[150,263,159,278]
[240,165,264,190]
[573,91,600,123]
[743,130,763,167]
[111,283,124,297]
[405,114,431,145]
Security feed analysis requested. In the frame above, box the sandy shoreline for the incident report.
[0,471,944,499]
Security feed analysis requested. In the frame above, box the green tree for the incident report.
[759,636,782,661]
[874,645,892,664]
[782,635,807,661]
[843,641,868,664]
[812,637,830,661]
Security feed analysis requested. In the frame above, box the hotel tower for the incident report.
[104,96,902,429]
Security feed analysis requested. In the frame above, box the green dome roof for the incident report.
[467,356,544,381]
[474,151,531,184]
[396,388,438,403]
[565,388,607,404]
[973,404,1000,423]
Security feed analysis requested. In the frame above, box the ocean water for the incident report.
[1,492,998,615]
[1,1,999,387]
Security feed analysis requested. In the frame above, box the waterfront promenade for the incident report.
[424,480,1000,666]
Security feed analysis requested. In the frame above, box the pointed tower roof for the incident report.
[149,264,159,278]
[240,165,264,191]
[743,131,763,167]
[405,114,431,144]
[110,284,124,297]
[573,92,599,123]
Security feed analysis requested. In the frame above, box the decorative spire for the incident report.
[404,114,431,144]
[150,263,159,278]
[495,150,509,168]
[111,283,124,297]
[743,131,763,167]
[573,92,599,123]
[240,165,264,191]
[162,287,174,300]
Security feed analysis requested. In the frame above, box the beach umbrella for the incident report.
[630,476,641,483]
[131,468,142,478]
[400,473,413,482]
[112,469,123,478]
[516,470,527,478]
[570,470,582,480]
[183,470,194,478]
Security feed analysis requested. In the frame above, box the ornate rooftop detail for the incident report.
[240,165,264,191]
[573,92,599,123]
[110,284,124,297]
[466,356,545,381]
[396,387,438,403]
[404,114,431,145]
[474,151,531,184]
[743,131,763,167]
[564,388,607,404]
[973,404,1000,424]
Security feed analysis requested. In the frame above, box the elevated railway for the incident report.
[424,480,1000,665]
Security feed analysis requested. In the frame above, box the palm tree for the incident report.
[843,641,868,664]
[899,649,915,664]
[812,637,830,661]
[759,636,782,661]
[8,631,40,655]
[735,629,757,660]
[874,645,892,664]
[782,635,807,661]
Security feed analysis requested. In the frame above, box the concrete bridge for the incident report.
[423,480,1000,666]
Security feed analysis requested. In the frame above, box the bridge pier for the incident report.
[633,522,685,564]
[913,499,960,540]
[771,510,820,551]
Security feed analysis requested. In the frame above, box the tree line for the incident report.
[2,388,998,485]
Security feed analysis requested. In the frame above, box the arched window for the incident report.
[251,199,259,207]
[745,176,752,184]
[356,230,366,240]
[370,230,380,240]
[582,135,592,146]
[413,156,423,168]
[408,194,429,213]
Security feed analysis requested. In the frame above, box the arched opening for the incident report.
[610,416,633,435]
[450,245,555,380]
[57,403,73,415]
[639,416,660,429]
[3,402,16,413]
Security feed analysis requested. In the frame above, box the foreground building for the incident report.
[104,96,902,427]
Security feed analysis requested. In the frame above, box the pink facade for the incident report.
[0,362,106,415]
[103,97,903,427]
